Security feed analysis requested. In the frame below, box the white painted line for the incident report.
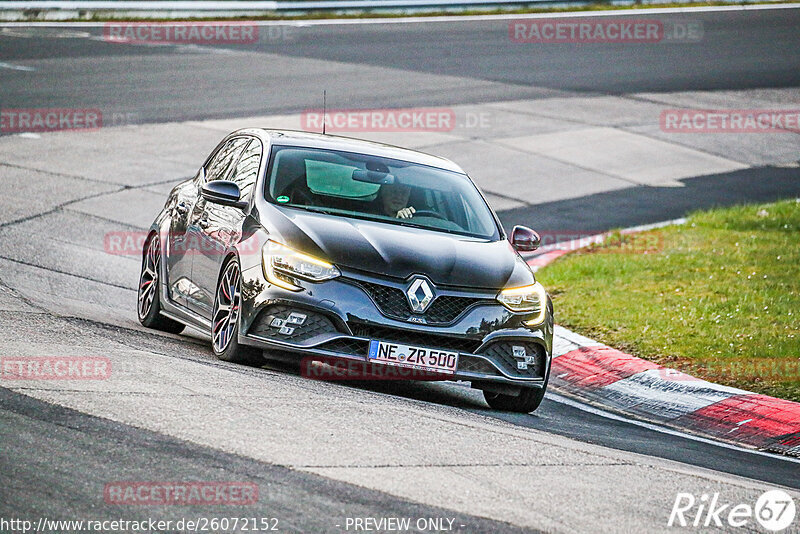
[0,61,35,71]
[0,2,797,26]
[547,392,800,466]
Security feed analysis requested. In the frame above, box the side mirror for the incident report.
[201,180,248,210]
[511,225,541,252]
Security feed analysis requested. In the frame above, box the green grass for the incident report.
[536,199,800,402]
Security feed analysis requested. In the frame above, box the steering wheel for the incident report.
[411,209,447,220]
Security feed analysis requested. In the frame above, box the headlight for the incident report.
[496,281,547,325]
[262,240,340,291]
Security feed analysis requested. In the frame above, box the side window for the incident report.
[205,137,248,183]
[228,140,262,204]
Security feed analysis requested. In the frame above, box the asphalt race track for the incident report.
[1,6,800,533]
[1,9,799,121]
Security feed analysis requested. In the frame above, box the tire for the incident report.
[483,382,547,413]
[138,234,185,334]
[212,258,263,366]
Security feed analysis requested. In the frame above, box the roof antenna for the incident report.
[322,90,327,135]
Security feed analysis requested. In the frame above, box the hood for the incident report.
[266,206,533,289]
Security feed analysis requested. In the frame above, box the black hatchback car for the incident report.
[138,129,553,412]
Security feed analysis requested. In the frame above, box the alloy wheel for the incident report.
[213,260,241,353]
[138,235,160,320]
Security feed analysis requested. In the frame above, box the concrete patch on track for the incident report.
[428,139,634,208]
[498,127,748,187]
[68,187,172,229]
[0,163,118,225]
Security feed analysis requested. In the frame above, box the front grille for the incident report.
[349,322,482,354]
[352,280,490,325]
[250,305,337,343]
[359,282,408,318]
[428,295,485,324]
[481,341,545,379]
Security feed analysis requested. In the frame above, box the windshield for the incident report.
[264,145,501,240]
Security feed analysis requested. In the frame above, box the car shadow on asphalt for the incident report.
[498,165,800,234]
[261,355,497,412]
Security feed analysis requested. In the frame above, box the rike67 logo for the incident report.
[669,489,796,531]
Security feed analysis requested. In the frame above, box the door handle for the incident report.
[175,202,188,215]
[197,215,209,229]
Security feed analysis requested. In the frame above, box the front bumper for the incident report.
[237,265,553,389]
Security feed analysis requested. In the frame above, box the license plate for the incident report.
[368,340,459,375]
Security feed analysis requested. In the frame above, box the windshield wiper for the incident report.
[392,220,469,237]
[288,205,337,216]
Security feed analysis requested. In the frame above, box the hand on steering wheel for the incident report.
[395,206,416,219]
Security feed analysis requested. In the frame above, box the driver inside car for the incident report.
[378,182,416,219]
